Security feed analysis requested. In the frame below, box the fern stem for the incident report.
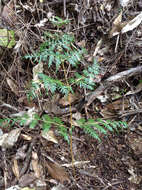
[62,62,75,177]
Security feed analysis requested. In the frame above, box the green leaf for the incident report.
[42,123,51,132]
[42,114,52,122]
[48,54,54,67]
[97,119,114,132]
[0,29,15,48]
[29,119,38,129]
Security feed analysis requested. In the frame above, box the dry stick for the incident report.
[86,66,142,106]
[119,109,142,117]
[63,0,66,17]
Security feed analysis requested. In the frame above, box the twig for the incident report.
[86,66,142,106]
[119,109,142,117]
[63,0,66,17]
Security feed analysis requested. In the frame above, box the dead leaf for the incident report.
[0,128,21,148]
[119,0,130,7]
[93,39,103,57]
[122,12,142,34]
[33,62,43,84]
[101,99,129,118]
[6,186,21,190]
[21,134,32,141]
[16,144,28,160]
[34,179,47,189]
[6,78,19,96]
[46,161,70,183]
[32,152,41,178]
[109,11,123,37]
[18,96,36,108]
[2,0,17,28]
[128,167,142,184]
[127,134,142,155]
[41,130,58,144]
[59,94,77,106]
[51,184,67,190]
[21,188,35,190]
[12,159,20,179]
[72,112,82,120]
[34,18,48,28]
[19,173,36,188]
[110,12,142,38]
[77,40,86,48]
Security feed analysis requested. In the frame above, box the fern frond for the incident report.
[38,73,73,95]
[77,118,128,141]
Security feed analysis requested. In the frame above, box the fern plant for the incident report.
[25,16,100,98]
[25,31,100,98]
[0,114,128,143]
[22,16,128,144]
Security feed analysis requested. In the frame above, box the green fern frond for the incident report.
[38,73,73,95]
[77,118,128,141]
[70,58,99,90]
[25,32,86,71]
[0,113,128,144]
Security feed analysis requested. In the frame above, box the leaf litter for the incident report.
[0,0,142,189]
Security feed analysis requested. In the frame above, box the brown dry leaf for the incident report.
[127,134,142,155]
[6,78,19,96]
[71,119,80,127]
[2,0,17,28]
[41,130,58,144]
[0,128,21,148]
[21,134,32,141]
[19,173,36,187]
[109,11,123,37]
[16,144,28,160]
[18,96,36,108]
[59,93,77,106]
[121,12,142,34]
[93,39,103,57]
[46,161,70,183]
[101,99,129,118]
[76,40,86,48]
[31,152,41,178]
[72,112,82,120]
[72,112,82,126]
[33,62,43,83]
[12,158,20,179]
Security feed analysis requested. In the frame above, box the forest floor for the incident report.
[0,0,142,189]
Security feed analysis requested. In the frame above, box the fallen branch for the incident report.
[86,66,142,106]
